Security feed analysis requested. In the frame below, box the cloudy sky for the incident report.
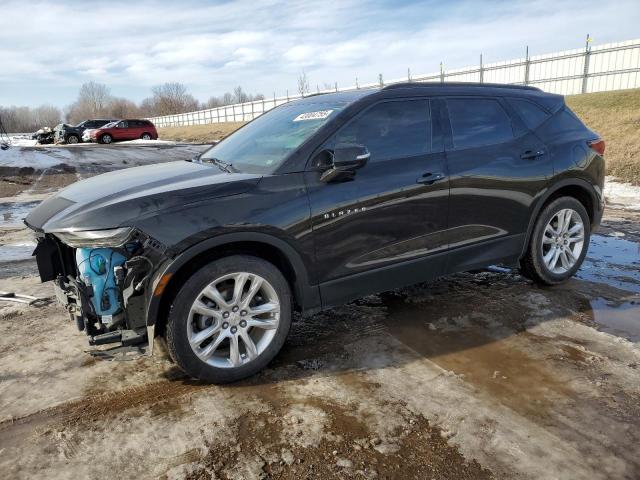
[1,0,639,108]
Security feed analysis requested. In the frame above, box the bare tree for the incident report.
[66,81,113,123]
[233,86,248,104]
[222,92,235,105]
[109,97,140,118]
[0,104,62,132]
[144,82,199,116]
[297,71,310,96]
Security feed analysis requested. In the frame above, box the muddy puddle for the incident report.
[578,234,640,293]
[379,294,571,419]
[586,297,640,341]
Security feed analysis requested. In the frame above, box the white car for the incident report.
[82,129,94,142]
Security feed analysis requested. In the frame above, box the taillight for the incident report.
[588,139,605,155]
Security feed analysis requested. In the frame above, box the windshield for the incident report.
[101,122,117,129]
[199,101,345,173]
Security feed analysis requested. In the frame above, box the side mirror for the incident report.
[320,143,370,183]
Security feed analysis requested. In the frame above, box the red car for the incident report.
[87,119,158,144]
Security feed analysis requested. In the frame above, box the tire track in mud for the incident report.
[0,376,207,448]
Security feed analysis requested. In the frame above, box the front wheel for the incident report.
[66,134,79,144]
[166,255,292,383]
[140,133,152,140]
[100,134,113,144]
[520,196,590,285]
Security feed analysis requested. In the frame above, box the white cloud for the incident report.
[0,0,638,106]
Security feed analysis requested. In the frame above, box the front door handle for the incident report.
[417,172,446,185]
[520,150,545,160]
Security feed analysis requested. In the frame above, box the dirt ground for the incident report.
[0,145,639,480]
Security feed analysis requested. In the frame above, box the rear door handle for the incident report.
[417,172,446,185]
[520,150,545,160]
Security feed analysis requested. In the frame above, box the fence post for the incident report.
[582,34,592,94]
[356,77,359,89]
[408,68,411,82]
[479,54,484,83]
[379,74,384,87]
[440,62,444,83]
[286,89,289,102]
[335,82,338,92]
[524,46,530,85]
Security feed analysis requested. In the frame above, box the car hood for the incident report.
[26,160,262,232]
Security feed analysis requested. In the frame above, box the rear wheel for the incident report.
[166,255,292,383]
[520,196,590,285]
[100,134,113,144]
[140,133,152,140]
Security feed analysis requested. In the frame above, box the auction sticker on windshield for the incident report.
[293,110,334,122]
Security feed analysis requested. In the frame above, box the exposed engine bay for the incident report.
[32,229,166,352]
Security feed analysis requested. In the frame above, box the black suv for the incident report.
[26,83,605,383]
[54,119,117,144]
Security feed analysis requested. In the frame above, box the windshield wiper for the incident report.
[200,156,236,173]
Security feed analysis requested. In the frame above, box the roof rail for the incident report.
[382,82,541,92]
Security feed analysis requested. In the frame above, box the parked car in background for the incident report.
[32,125,56,144]
[84,119,158,144]
[55,119,117,144]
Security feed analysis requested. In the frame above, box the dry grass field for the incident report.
[157,88,640,184]
[158,122,245,143]
[568,88,640,184]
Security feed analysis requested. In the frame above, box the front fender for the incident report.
[144,231,321,329]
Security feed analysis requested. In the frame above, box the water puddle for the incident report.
[577,234,640,293]
[587,298,640,342]
[0,242,35,262]
[380,296,570,419]
[0,201,39,228]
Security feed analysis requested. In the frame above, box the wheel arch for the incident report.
[520,178,599,258]
[146,232,321,336]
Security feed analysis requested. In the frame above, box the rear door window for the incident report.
[332,99,432,162]
[508,98,550,130]
[446,98,514,149]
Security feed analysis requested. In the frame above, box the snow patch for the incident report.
[118,139,178,145]
[604,177,640,211]
[0,146,72,169]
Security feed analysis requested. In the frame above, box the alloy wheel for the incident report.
[541,208,585,274]
[187,272,280,368]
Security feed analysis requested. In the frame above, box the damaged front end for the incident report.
[32,227,166,353]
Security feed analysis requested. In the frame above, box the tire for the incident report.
[100,134,113,144]
[66,134,79,144]
[140,133,152,140]
[520,196,590,285]
[166,255,292,383]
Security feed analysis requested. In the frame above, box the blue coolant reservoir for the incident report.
[76,248,127,317]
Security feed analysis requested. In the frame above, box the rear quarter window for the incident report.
[536,107,588,141]
[508,98,550,130]
[446,98,514,149]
